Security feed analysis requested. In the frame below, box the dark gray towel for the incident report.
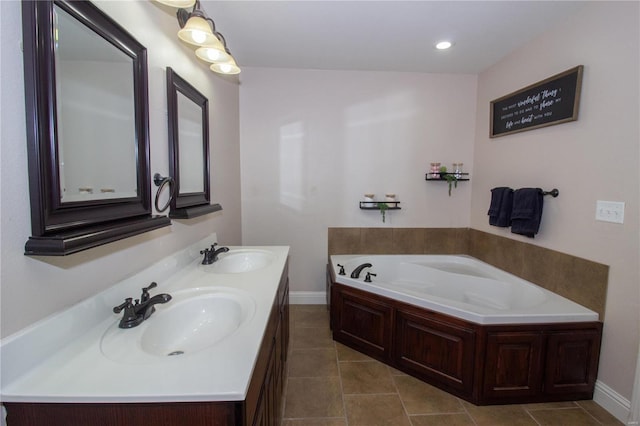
[511,188,544,238]
[488,187,513,227]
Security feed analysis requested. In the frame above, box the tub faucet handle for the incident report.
[364,272,377,283]
[337,264,346,275]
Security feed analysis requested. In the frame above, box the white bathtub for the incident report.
[330,254,598,325]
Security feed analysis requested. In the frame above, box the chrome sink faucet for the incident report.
[113,282,172,329]
[350,263,372,279]
[200,243,230,265]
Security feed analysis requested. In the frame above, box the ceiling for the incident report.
[200,1,588,74]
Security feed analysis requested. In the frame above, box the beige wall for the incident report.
[470,2,639,400]
[0,1,242,337]
[239,68,477,294]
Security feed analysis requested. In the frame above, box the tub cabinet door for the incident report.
[331,284,393,362]
[393,307,476,398]
[482,331,544,403]
[544,328,601,398]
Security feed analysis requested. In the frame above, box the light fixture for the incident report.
[174,1,241,74]
[435,40,453,50]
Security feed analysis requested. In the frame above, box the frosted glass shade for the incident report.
[195,43,233,64]
[177,16,217,46]
[210,58,241,75]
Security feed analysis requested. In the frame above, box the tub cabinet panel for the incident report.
[482,331,544,401]
[329,275,603,406]
[394,308,476,397]
[544,328,601,397]
[331,285,393,362]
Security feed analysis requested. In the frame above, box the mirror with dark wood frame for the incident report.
[166,67,222,219]
[22,0,170,256]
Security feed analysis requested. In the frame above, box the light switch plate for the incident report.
[595,200,625,224]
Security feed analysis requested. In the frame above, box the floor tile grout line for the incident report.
[459,399,479,426]
[524,405,545,426]
[390,371,414,425]
[335,340,350,426]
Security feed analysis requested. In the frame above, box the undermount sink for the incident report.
[101,288,255,363]
[206,249,275,273]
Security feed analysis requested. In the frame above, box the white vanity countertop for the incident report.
[0,239,289,403]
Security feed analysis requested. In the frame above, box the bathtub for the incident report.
[330,254,598,325]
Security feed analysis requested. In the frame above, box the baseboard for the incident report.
[594,380,632,424]
[290,291,326,305]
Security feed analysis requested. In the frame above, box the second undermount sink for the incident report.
[207,249,275,273]
[101,288,255,363]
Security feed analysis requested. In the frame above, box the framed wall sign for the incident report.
[490,65,583,138]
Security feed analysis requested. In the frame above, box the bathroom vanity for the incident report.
[1,238,289,426]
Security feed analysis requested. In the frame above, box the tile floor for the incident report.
[282,305,623,426]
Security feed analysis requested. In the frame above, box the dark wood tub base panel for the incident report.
[329,281,602,406]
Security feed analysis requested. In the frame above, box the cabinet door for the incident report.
[394,309,476,397]
[544,329,601,397]
[482,331,544,402]
[331,285,392,362]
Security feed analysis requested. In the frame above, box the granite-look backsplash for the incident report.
[328,227,608,319]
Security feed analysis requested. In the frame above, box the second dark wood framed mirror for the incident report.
[166,67,221,219]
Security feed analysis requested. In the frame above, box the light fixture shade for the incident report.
[210,58,240,75]
[195,42,233,64]
[154,0,196,8]
[177,15,217,46]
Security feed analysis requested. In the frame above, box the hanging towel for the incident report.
[488,187,514,227]
[511,188,544,238]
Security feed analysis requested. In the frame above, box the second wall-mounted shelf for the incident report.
[425,172,470,181]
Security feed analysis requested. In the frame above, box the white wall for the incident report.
[239,69,477,293]
[0,0,241,338]
[471,1,639,404]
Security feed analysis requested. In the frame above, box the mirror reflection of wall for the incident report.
[177,91,205,194]
[54,4,137,203]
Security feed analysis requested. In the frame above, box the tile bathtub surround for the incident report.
[327,227,608,319]
[282,305,622,426]
[467,229,609,319]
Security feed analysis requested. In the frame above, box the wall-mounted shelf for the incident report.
[425,172,470,181]
[359,201,401,210]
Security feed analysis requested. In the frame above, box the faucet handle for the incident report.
[364,272,377,283]
[140,282,157,303]
[337,264,346,275]
[113,298,133,314]
[142,282,157,292]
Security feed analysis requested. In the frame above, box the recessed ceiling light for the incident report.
[435,41,453,50]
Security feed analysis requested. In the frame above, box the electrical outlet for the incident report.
[595,201,625,224]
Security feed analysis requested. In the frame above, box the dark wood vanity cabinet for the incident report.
[243,270,289,426]
[5,267,290,426]
[329,281,602,405]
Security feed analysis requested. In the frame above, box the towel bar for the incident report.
[541,189,559,198]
